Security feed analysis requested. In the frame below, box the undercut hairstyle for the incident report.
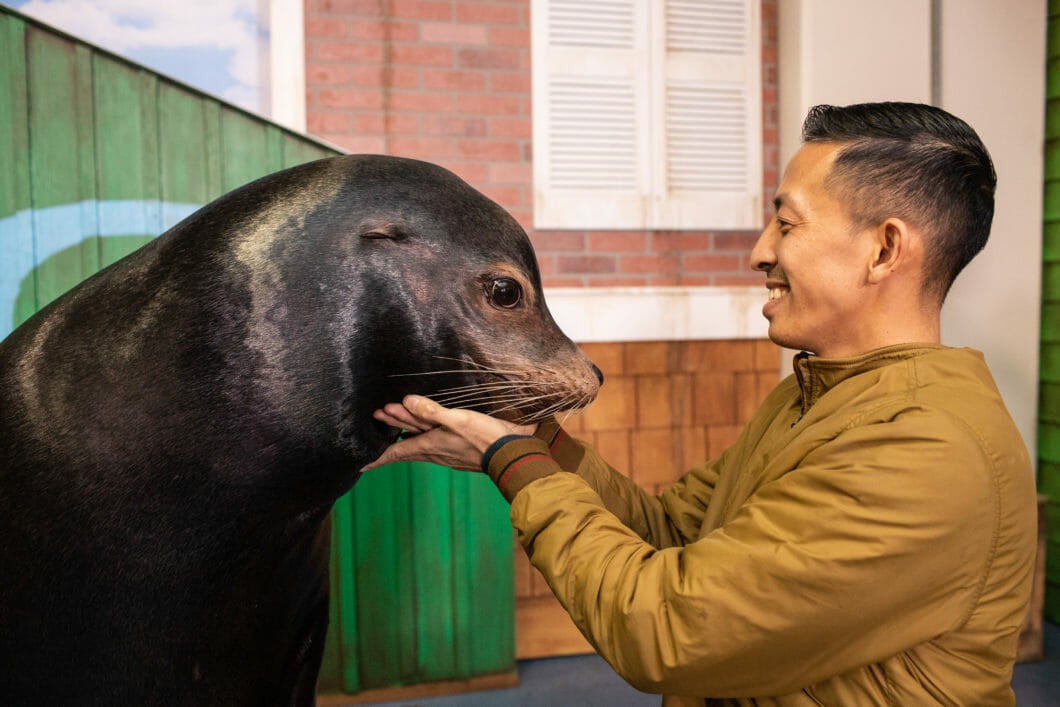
[801,102,996,302]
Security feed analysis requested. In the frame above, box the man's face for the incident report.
[750,142,879,358]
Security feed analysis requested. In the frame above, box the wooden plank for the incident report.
[317,669,518,706]
[157,83,213,211]
[25,26,98,317]
[453,473,516,676]
[351,464,417,689]
[410,464,457,682]
[91,53,163,267]
[282,132,338,168]
[0,11,33,339]
[219,108,269,193]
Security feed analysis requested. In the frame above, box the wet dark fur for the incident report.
[0,155,599,705]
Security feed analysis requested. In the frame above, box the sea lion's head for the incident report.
[213,154,601,467]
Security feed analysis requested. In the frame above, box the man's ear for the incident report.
[866,218,909,284]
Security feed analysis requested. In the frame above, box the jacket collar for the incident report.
[792,343,947,416]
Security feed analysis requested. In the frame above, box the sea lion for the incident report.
[0,154,602,705]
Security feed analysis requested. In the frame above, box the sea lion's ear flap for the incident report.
[359,222,403,240]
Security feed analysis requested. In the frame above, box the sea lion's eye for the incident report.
[487,278,522,309]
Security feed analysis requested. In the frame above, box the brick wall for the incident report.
[304,0,779,287]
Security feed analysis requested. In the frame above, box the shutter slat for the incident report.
[550,0,635,48]
[666,81,749,190]
[667,0,748,55]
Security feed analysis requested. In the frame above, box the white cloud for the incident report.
[17,0,266,111]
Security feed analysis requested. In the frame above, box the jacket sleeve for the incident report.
[527,418,722,549]
[496,408,997,698]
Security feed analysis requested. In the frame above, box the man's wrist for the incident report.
[482,435,560,502]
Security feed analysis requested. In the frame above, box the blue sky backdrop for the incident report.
[5,0,268,115]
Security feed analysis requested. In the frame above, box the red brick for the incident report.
[490,72,531,93]
[458,94,521,115]
[351,113,385,133]
[421,22,488,45]
[391,45,453,66]
[318,88,383,109]
[384,114,419,134]
[582,376,636,432]
[675,275,714,286]
[312,0,381,14]
[531,231,585,252]
[387,136,453,159]
[479,185,521,209]
[349,19,386,40]
[754,339,782,371]
[305,18,347,38]
[315,42,383,62]
[591,276,649,287]
[488,161,531,183]
[683,254,741,272]
[620,254,679,274]
[489,117,531,138]
[676,426,708,472]
[636,376,673,429]
[489,26,530,47]
[714,231,759,251]
[707,424,743,458]
[593,430,631,475]
[456,139,520,161]
[391,0,452,20]
[389,91,453,112]
[457,47,522,70]
[652,231,713,252]
[693,373,736,426]
[557,255,615,275]
[626,342,672,375]
[630,429,676,485]
[422,115,488,137]
[308,64,353,84]
[352,65,387,87]
[422,69,487,91]
[541,276,583,289]
[331,134,387,153]
[387,66,421,90]
[589,232,646,252]
[457,1,523,24]
[579,342,625,376]
[714,274,762,287]
[306,112,352,133]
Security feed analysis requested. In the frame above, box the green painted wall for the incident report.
[1042,0,1060,622]
[0,6,515,695]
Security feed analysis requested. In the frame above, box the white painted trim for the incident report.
[268,0,307,132]
[542,286,769,343]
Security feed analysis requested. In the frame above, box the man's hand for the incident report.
[362,395,538,472]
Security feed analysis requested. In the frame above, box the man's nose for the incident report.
[749,226,776,273]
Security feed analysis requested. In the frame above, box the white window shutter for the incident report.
[532,0,761,231]
[532,0,650,229]
[651,0,762,229]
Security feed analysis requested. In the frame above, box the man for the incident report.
[365,102,1038,705]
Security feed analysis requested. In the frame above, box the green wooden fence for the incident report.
[1043,0,1060,622]
[0,5,515,695]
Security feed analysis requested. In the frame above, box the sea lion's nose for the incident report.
[590,363,605,385]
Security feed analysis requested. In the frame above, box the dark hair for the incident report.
[801,102,996,301]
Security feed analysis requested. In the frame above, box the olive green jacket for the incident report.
[484,344,1037,705]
